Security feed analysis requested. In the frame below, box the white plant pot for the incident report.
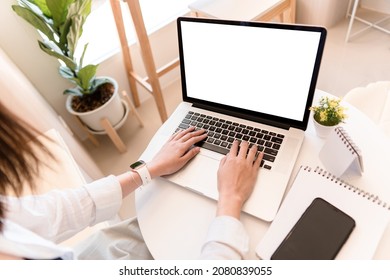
[312,118,336,139]
[66,77,125,132]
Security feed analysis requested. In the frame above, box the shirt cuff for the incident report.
[202,215,249,258]
[83,175,122,224]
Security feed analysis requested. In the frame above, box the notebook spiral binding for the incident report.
[335,126,361,156]
[303,165,390,210]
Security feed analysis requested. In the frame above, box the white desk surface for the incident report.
[135,89,390,259]
[189,0,284,21]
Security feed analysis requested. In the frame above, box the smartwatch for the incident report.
[129,160,151,186]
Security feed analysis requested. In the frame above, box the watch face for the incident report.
[130,160,145,170]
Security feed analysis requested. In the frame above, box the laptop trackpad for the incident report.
[164,151,222,199]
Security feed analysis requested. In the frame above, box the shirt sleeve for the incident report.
[4,175,122,243]
[200,216,249,259]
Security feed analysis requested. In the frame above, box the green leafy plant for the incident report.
[310,96,347,126]
[12,0,109,97]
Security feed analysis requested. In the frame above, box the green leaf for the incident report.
[14,0,98,97]
[58,16,74,53]
[12,5,56,43]
[64,87,82,96]
[67,0,91,19]
[18,0,50,17]
[67,14,84,58]
[91,77,111,90]
[46,0,74,31]
[41,39,63,54]
[77,64,98,92]
[31,0,51,17]
[59,65,75,79]
[38,41,76,70]
[79,43,88,68]
[65,0,91,57]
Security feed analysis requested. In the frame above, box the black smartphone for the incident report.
[271,197,355,260]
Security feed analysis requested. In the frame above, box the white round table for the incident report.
[135,89,390,259]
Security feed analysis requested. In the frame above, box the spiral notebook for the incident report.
[256,166,390,260]
[319,126,363,177]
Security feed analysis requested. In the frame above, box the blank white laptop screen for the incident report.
[179,21,323,122]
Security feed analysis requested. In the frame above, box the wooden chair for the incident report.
[109,0,180,122]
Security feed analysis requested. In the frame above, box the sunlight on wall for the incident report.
[79,0,193,65]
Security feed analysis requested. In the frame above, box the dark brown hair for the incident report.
[0,102,51,231]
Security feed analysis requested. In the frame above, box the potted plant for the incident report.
[12,0,125,131]
[310,96,347,138]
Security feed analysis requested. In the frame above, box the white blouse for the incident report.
[0,176,248,260]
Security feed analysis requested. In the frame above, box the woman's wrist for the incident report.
[129,171,142,186]
[146,161,163,179]
[118,171,142,198]
[216,195,244,219]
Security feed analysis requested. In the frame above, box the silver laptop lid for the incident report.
[177,17,327,130]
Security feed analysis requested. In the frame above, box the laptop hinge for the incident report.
[192,102,291,130]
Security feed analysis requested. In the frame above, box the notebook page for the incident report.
[256,166,390,260]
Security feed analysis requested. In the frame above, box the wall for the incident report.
[0,0,180,139]
[361,0,390,13]
[296,0,350,28]
[295,0,390,28]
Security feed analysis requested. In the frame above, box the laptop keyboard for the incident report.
[175,111,285,170]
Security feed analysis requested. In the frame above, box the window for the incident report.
[80,0,194,65]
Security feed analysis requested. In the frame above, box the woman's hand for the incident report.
[147,126,207,178]
[217,140,263,219]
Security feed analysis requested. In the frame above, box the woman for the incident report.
[0,102,263,260]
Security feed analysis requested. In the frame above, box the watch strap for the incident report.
[134,164,151,186]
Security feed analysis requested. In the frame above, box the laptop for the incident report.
[147,17,326,222]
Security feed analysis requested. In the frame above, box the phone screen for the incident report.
[271,197,355,260]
